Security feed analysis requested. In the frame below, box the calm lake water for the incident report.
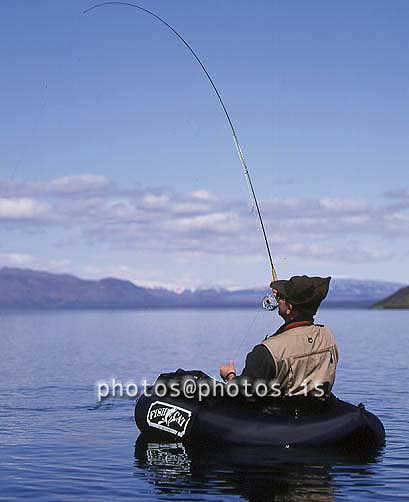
[1,308,408,501]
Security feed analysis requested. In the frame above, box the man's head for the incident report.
[270,275,331,322]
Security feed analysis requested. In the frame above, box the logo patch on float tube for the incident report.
[147,401,192,437]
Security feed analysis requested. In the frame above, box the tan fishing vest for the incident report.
[262,324,338,398]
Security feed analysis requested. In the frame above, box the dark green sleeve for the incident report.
[239,344,276,382]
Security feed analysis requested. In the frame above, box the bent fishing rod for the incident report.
[83,1,279,286]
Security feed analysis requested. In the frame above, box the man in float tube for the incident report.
[219,275,339,400]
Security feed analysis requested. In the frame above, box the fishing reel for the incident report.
[262,293,279,311]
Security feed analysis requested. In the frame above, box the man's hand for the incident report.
[220,360,236,382]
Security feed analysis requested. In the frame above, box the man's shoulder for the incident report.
[315,324,336,337]
[249,343,271,356]
[245,344,273,366]
[262,323,336,348]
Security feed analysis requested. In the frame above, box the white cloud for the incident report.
[339,215,371,226]
[319,197,368,212]
[191,189,217,201]
[0,252,35,266]
[170,212,240,233]
[0,174,112,198]
[46,174,111,194]
[142,193,170,207]
[105,199,137,219]
[282,243,393,262]
[171,201,216,214]
[0,198,49,219]
[0,254,72,273]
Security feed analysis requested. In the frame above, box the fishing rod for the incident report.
[83,2,279,292]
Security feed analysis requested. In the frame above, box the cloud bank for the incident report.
[1,175,408,266]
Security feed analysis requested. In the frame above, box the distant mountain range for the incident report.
[372,286,409,309]
[0,267,405,310]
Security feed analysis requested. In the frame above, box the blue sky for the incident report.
[1,0,408,289]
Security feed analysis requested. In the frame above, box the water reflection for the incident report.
[134,437,383,501]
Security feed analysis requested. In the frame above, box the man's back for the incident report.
[262,323,338,398]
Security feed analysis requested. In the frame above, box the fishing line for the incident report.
[83,2,278,283]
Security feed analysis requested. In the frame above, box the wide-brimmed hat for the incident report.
[270,275,331,314]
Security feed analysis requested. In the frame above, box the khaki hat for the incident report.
[270,275,331,314]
